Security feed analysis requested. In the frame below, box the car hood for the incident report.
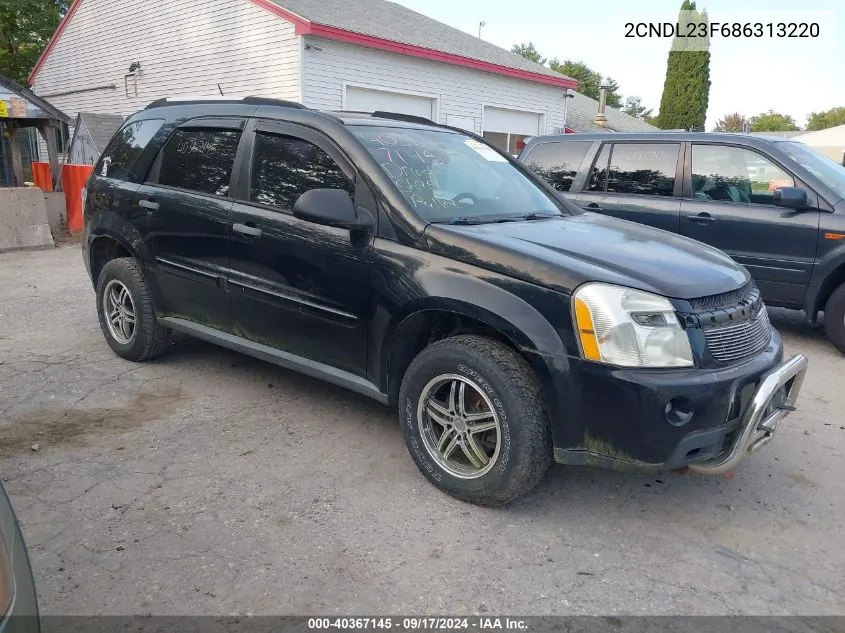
[424,212,749,299]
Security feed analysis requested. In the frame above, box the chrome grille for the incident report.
[703,307,772,362]
[690,281,754,311]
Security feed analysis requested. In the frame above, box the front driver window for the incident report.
[250,133,354,212]
[691,145,795,206]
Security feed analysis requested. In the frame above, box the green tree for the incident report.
[806,107,845,131]
[0,0,68,85]
[654,0,711,131]
[748,110,799,132]
[549,59,622,108]
[712,112,748,132]
[510,42,546,65]
[623,96,653,119]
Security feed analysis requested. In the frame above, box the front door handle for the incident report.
[139,199,159,211]
[233,222,262,238]
[686,212,716,225]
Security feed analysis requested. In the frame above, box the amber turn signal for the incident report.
[574,297,602,361]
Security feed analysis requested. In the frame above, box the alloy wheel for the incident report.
[417,374,502,479]
[102,279,136,345]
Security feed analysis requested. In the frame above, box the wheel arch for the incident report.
[379,293,570,432]
[806,247,845,319]
[87,224,162,313]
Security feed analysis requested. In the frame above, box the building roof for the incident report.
[76,112,125,151]
[0,75,70,123]
[31,0,578,89]
[792,124,845,146]
[565,91,657,133]
[258,0,577,88]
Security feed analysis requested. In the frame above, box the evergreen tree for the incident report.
[655,1,711,131]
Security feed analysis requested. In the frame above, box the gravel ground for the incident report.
[0,245,843,616]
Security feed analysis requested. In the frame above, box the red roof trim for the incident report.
[28,0,84,85]
[306,24,577,89]
[251,0,576,89]
[31,0,578,90]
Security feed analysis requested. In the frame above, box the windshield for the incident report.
[350,126,562,223]
[777,141,845,200]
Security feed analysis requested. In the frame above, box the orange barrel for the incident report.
[61,164,94,233]
[31,161,53,191]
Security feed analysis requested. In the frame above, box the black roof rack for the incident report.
[144,96,309,110]
[371,111,435,126]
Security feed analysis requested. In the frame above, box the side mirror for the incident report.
[773,187,808,210]
[292,188,373,231]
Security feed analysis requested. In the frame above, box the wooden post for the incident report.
[38,121,62,191]
[7,120,25,187]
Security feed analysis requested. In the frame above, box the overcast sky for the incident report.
[393,0,843,129]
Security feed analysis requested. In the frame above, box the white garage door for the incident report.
[482,106,543,155]
[345,86,435,120]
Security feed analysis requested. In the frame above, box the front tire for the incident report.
[824,282,845,354]
[398,335,552,506]
[95,257,171,361]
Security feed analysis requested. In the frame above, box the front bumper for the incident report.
[551,331,808,471]
[687,353,807,474]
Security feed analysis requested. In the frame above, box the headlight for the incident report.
[573,282,693,368]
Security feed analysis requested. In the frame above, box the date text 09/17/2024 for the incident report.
[307,617,529,630]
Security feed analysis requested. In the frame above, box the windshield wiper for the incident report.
[519,212,559,220]
[437,213,559,225]
[445,216,522,225]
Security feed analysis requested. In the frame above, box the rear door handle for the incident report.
[686,212,716,225]
[233,222,262,238]
[139,199,159,211]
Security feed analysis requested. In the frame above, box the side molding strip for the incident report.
[159,317,388,404]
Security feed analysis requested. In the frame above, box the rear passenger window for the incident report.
[587,143,612,192]
[605,143,680,197]
[250,133,354,211]
[523,141,591,191]
[157,128,241,196]
[97,119,163,182]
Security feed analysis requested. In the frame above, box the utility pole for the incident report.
[478,21,486,39]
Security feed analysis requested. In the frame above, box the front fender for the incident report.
[370,242,577,447]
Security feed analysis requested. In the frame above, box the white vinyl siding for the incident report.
[301,37,565,136]
[31,0,301,121]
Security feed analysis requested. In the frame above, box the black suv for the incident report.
[519,132,845,352]
[83,98,807,505]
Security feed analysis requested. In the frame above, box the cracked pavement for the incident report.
[0,245,843,615]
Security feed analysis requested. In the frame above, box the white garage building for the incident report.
[29,0,577,155]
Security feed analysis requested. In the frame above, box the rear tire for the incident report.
[95,257,171,361]
[824,282,845,355]
[398,335,552,506]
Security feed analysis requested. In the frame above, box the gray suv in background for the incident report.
[519,133,845,352]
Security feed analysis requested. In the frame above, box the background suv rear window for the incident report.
[523,141,591,192]
[96,119,163,182]
[157,128,241,197]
